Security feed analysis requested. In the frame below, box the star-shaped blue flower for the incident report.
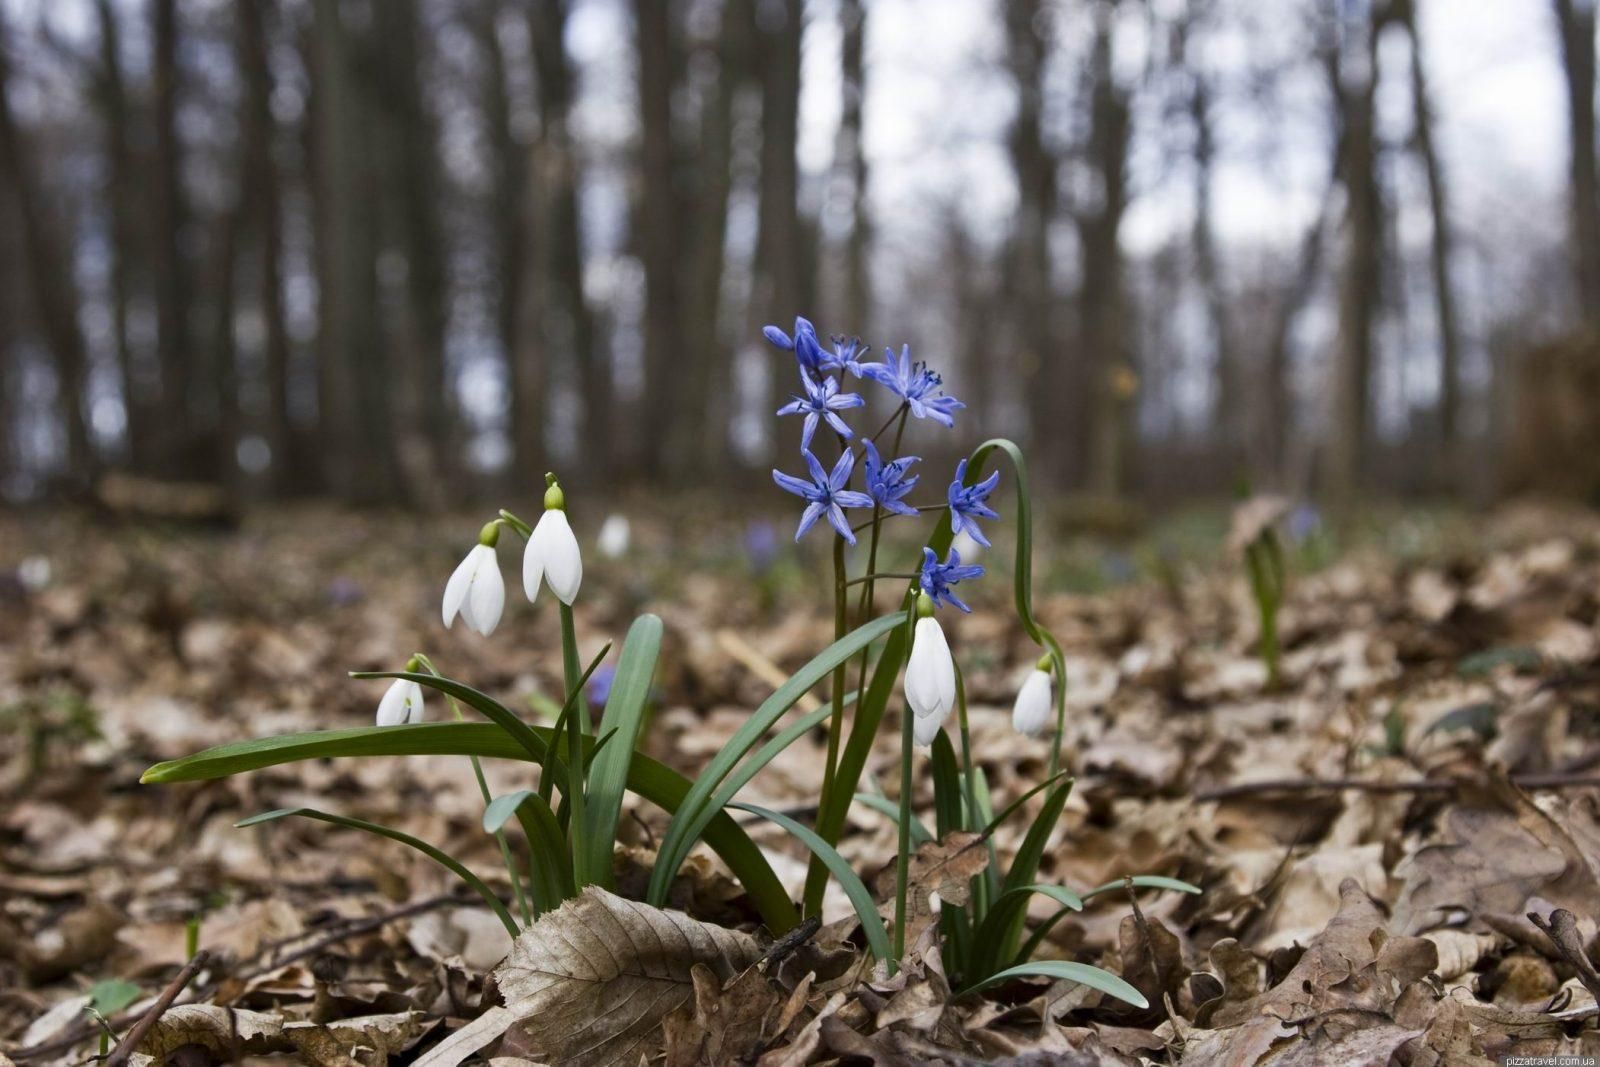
[763,317,827,374]
[920,547,985,613]
[820,335,872,378]
[861,440,920,517]
[773,449,875,544]
[861,345,965,427]
[776,369,866,449]
[947,458,1001,547]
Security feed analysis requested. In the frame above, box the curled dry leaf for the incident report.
[494,887,761,1067]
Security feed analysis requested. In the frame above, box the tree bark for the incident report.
[1554,0,1600,324]
[832,0,871,334]
[0,17,95,485]
[531,0,607,482]
[151,0,195,476]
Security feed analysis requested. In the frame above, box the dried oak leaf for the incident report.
[659,961,794,1067]
[494,887,761,1067]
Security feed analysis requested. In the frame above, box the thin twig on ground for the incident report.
[104,950,210,1067]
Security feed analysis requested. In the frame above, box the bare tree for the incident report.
[1553,0,1600,323]
[0,16,95,485]
[151,0,196,476]
[831,0,871,333]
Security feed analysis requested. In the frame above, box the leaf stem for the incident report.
[558,602,586,884]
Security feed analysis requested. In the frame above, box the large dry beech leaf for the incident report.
[487,887,761,1067]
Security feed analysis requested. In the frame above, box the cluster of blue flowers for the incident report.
[767,316,999,612]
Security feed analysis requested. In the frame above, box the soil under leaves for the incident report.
[3,501,1600,1064]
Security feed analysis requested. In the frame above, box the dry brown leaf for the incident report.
[494,887,761,1067]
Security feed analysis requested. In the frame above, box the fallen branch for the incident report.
[1194,772,1600,802]
[104,950,210,1067]
[1528,908,1600,1007]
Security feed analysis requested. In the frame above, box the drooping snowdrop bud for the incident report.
[524,474,583,605]
[1012,656,1055,738]
[596,514,631,559]
[376,660,425,726]
[443,523,506,636]
[905,593,956,746]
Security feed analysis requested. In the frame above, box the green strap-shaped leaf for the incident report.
[965,960,1148,1009]
[237,807,519,937]
[968,883,1084,982]
[582,614,662,889]
[647,613,903,908]
[729,802,893,964]
[484,790,575,914]
[1015,875,1203,969]
[851,793,934,846]
[146,723,799,933]
[930,731,964,838]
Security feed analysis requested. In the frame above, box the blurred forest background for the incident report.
[2,0,1600,511]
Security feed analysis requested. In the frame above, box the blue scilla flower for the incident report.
[862,345,965,427]
[773,449,875,544]
[947,458,1001,547]
[861,440,920,517]
[776,369,866,450]
[920,547,985,613]
[763,317,827,374]
[821,335,872,378]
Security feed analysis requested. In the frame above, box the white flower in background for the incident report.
[905,596,956,746]
[524,480,583,605]
[443,525,506,636]
[950,529,985,563]
[1012,661,1054,737]
[17,556,51,592]
[596,513,631,559]
[376,678,425,726]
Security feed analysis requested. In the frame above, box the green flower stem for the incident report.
[557,601,587,882]
[842,571,919,587]
[892,609,916,973]
[416,653,531,927]
[811,534,850,916]
[954,667,998,914]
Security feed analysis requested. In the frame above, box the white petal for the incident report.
[913,710,944,747]
[597,514,630,559]
[1012,669,1054,737]
[442,549,475,627]
[523,522,546,603]
[464,543,505,636]
[907,617,955,722]
[376,680,414,726]
[541,511,583,604]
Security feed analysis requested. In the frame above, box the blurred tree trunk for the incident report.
[756,0,807,458]
[677,0,743,473]
[1553,0,1600,323]
[531,0,607,483]
[1328,4,1382,507]
[91,0,154,474]
[152,0,196,477]
[1396,0,1462,482]
[831,0,871,334]
[1004,0,1063,482]
[1079,3,1133,499]
[311,0,397,503]
[634,0,687,477]
[0,19,95,486]
[237,0,303,495]
[478,0,542,485]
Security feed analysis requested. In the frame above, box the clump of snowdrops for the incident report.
[143,316,1196,1000]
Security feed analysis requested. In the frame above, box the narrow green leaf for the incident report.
[148,723,799,933]
[965,960,1148,1009]
[582,614,662,890]
[988,780,1074,968]
[484,790,574,913]
[852,793,934,846]
[1080,875,1203,901]
[729,802,893,964]
[352,670,549,764]
[88,979,142,1016]
[979,771,1075,842]
[237,807,519,937]
[648,613,903,907]
[930,731,964,838]
[969,883,1084,982]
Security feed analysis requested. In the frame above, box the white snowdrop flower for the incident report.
[596,513,630,559]
[376,679,425,726]
[443,526,506,636]
[17,556,51,592]
[912,707,947,747]
[950,529,985,563]
[524,480,583,605]
[905,597,956,746]
[1012,663,1054,738]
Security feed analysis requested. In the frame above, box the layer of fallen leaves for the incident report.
[2,500,1600,1063]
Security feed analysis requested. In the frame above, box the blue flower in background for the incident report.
[947,458,1001,547]
[776,369,866,449]
[920,547,985,613]
[821,335,872,378]
[773,449,875,544]
[763,317,827,374]
[861,440,920,517]
[587,663,617,708]
[745,519,779,572]
[862,345,965,427]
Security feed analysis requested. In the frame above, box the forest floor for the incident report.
[2,498,1600,1065]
